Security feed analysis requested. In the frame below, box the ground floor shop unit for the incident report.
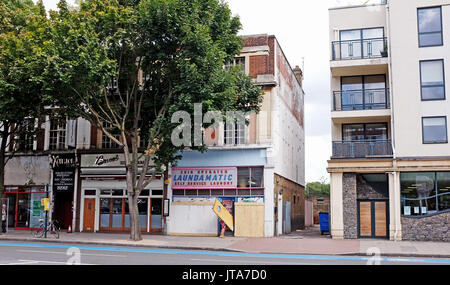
[166,148,305,238]
[79,153,165,233]
[328,158,450,242]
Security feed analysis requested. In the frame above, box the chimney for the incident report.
[293,65,303,87]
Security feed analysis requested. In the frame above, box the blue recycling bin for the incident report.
[319,212,330,235]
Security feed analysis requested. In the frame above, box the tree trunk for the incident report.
[0,121,9,199]
[127,193,142,241]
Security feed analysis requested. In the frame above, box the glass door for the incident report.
[150,198,162,231]
[111,198,123,230]
[6,194,16,228]
[16,194,30,228]
[100,198,111,230]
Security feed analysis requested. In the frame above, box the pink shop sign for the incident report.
[171,167,238,189]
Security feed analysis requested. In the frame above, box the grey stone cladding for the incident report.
[402,212,449,242]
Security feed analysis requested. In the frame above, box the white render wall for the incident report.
[389,0,450,157]
[271,41,305,187]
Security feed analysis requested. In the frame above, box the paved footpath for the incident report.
[1,226,449,258]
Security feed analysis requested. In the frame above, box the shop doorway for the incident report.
[100,198,149,232]
[150,198,162,232]
[53,191,73,230]
[83,198,95,232]
[5,194,16,228]
[358,200,389,239]
[218,198,235,237]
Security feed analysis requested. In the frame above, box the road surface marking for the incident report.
[17,249,126,257]
[1,242,449,264]
[189,258,317,265]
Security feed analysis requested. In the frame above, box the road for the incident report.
[0,241,449,265]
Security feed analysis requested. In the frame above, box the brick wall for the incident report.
[274,173,305,231]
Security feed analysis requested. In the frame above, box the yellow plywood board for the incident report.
[213,199,234,231]
[234,203,264,237]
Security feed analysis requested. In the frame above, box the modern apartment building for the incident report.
[327,0,449,242]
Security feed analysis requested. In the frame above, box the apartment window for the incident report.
[422,117,448,144]
[342,123,388,141]
[420,60,446,101]
[338,28,385,59]
[224,122,245,145]
[340,75,387,110]
[49,119,66,150]
[418,7,443,47]
[401,172,450,216]
[101,122,120,149]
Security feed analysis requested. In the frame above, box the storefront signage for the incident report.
[51,154,76,192]
[81,153,153,168]
[171,167,237,189]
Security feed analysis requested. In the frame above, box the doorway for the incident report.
[218,198,235,237]
[358,200,389,239]
[83,198,95,232]
[53,191,74,230]
[150,198,162,232]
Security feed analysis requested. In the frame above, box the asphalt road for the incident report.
[0,241,449,266]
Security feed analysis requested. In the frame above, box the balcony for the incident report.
[330,37,389,77]
[332,37,387,61]
[333,88,390,111]
[332,140,393,159]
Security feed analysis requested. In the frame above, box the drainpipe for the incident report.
[386,3,399,242]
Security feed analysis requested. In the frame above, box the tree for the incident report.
[48,0,262,240]
[0,0,52,198]
[306,177,330,199]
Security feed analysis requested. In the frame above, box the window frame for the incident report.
[419,59,446,101]
[417,6,444,48]
[422,116,448,144]
[342,122,389,142]
[401,171,450,217]
[49,118,67,150]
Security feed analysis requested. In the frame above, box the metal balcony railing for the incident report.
[333,88,390,111]
[331,37,388,60]
[332,140,393,158]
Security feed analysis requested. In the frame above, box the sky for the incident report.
[40,0,375,183]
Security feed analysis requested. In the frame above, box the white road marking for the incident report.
[18,259,96,265]
[189,258,317,265]
[17,249,126,258]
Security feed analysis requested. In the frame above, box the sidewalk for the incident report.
[1,226,449,258]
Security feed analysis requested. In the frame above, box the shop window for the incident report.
[211,189,224,196]
[198,189,210,196]
[152,190,163,196]
[237,189,250,196]
[250,189,264,196]
[237,167,264,188]
[172,189,185,196]
[84,190,96,196]
[100,190,112,196]
[140,190,150,197]
[401,172,450,216]
[185,189,197,196]
[112,189,124,196]
[224,189,237,196]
